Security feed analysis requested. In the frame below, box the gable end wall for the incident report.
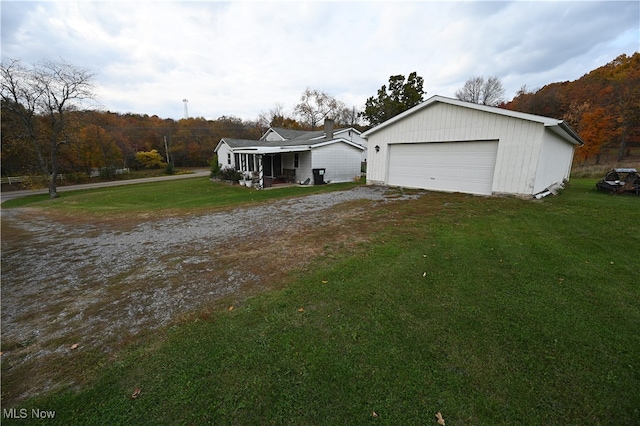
[366,103,548,195]
[312,143,363,183]
[533,130,576,193]
[216,143,235,169]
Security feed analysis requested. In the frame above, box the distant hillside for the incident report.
[502,53,640,165]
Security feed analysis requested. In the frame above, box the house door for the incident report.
[263,154,282,177]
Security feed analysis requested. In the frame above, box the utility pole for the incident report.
[164,136,170,164]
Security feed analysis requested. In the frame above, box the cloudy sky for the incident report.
[2,1,638,121]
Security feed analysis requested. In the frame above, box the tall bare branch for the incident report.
[1,58,96,197]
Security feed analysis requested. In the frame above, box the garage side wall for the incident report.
[312,143,363,183]
[533,130,576,193]
[366,103,546,195]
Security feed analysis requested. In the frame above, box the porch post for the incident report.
[258,154,264,189]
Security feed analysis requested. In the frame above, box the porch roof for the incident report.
[221,137,312,148]
[233,145,311,154]
[219,136,364,154]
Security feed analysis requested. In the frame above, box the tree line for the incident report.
[2,53,638,197]
[502,53,639,164]
[0,59,367,197]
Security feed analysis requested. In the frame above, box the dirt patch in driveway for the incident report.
[1,186,422,404]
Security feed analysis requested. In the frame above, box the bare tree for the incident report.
[455,76,484,104]
[294,88,345,130]
[455,75,505,106]
[1,59,48,175]
[257,102,286,128]
[334,105,363,128]
[1,58,95,197]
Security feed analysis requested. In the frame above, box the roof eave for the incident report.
[361,95,576,139]
[556,121,585,146]
[233,146,311,154]
[361,100,433,138]
[214,138,229,152]
[310,138,366,150]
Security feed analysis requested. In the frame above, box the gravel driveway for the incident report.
[1,185,419,401]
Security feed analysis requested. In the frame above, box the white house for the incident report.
[214,120,366,187]
[362,95,584,197]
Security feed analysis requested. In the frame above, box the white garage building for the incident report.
[362,96,584,197]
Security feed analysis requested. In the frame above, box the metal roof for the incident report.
[216,126,366,155]
[361,95,584,146]
[265,127,360,142]
[218,137,365,154]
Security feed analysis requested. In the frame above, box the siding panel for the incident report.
[312,143,363,183]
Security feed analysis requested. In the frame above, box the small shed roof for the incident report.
[261,128,310,141]
[362,95,584,146]
[263,127,361,142]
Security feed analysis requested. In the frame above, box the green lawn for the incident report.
[2,179,639,425]
[2,178,362,213]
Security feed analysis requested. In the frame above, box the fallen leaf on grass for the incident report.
[435,412,445,425]
[423,272,427,277]
[322,280,328,284]
[70,343,79,350]
[228,306,234,311]
[372,411,378,417]
[298,307,304,312]
[131,388,142,399]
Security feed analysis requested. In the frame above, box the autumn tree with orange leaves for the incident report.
[504,53,640,164]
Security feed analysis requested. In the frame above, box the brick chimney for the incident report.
[324,118,334,140]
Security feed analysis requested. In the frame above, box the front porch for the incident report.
[234,149,310,188]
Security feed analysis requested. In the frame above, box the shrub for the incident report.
[21,175,48,190]
[66,171,90,183]
[135,150,167,169]
[99,167,116,179]
[218,166,242,182]
[210,155,221,178]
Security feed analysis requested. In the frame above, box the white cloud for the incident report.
[2,1,638,120]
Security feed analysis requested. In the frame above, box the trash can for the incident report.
[312,168,326,185]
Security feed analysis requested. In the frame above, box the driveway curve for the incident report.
[0,169,211,203]
[1,185,420,402]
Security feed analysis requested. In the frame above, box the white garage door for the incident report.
[388,141,498,195]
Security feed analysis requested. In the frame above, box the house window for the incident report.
[294,153,299,168]
[227,153,231,165]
